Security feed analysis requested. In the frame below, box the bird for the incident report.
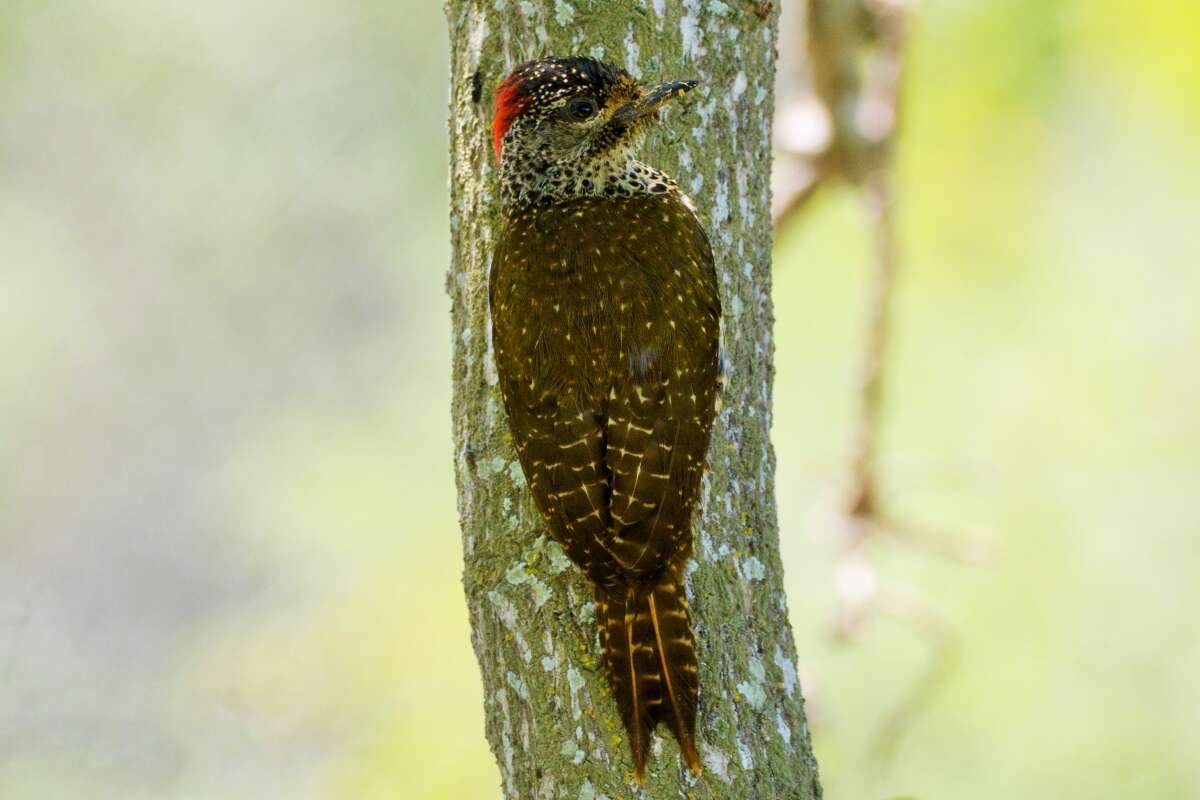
[488,56,720,783]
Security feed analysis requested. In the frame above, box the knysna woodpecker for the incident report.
[489,56,720,782]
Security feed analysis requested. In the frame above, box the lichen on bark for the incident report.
[446,2,821,797]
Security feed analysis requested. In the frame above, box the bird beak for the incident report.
[639,79,699,113]
[612,79,698,126]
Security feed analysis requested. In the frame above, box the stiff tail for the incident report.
[597,565,700,782]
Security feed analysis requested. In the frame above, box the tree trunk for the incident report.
[446,3,822,798]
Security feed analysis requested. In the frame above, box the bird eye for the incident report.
[566,97,598,121]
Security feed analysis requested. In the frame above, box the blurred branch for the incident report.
[866,586,957,770]
[773,0,909,230]
[874,513,995,566]
[847,164,899,520]
[843,0,908,530]
[777,0,993,772]
[829,525,960,775]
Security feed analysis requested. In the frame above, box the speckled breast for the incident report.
[490,191,719,407]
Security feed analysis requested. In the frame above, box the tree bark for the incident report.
[446,3,822,798]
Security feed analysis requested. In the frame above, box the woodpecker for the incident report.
[489,56,720,782]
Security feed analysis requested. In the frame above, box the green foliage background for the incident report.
[1,1,1196,798]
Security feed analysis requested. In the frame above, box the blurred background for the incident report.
[1,1,1197,798]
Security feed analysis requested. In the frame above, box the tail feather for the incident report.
[597,565,700,782]
[647,571,701,772]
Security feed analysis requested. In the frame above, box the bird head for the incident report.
[492,56,696,186]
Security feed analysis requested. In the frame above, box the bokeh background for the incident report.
[2,1,1197,798]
